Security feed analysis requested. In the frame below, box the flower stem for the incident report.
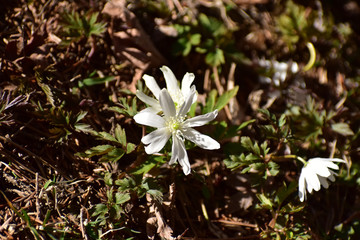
[303,42,316,71]
[296,156,307,166]
[270,155,308,165]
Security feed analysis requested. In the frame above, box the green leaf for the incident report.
[198,13,226,37]
[43,180,55,190]
[115,177,136,191]
[258,108,271,118]
[39,82,54,107]
[79,76,115,87]
[245,153,260,161]
[76,111,88,121]
[106,189,114,203]
[21,209,32,225]
[281,203,305,214]
[279,114,287,127]
[147,189,163,202]
[198,13,211,31]
[100,147,125,162]
[75,123,94,134]
[253,142,261,156]
[268,161,280,176]
[241,136,254,151]
[188,101,198,117]
[214,86,239,111]
[238,119,256,131]
[130,156,163,175]
[115,125,127,146]
[257,193,273,209]
[84,145,114,157]
[203,89,217,113]
[61,11,106,41]
[331,122,354,136]
[110,203,123,220]
[115,192,131,205]
[190,33,201,45]
[109,97,137,117]
[205,48,225,67]
[195,46,207,54]
[260,141,270,155]
[223,158,241,170]
[43,210,51,226]
[275,181,297,205]
[182,41,192,56]
[36,72,54,107]
[126,143,136,154]
[92,203,108,217]
[241,166,254,174]
[104,172,113,186]
[98,131,118,143]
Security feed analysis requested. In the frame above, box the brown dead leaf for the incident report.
[103,0,167,78]
[248,89,263,111]
[23,27,47,56]
[336,72,345,97]
[4,23,54,73]
[146,193,176,240]
[225,174,256,214]
[29,44,52,67]
[234,0,269,5]
[227,63,244,125]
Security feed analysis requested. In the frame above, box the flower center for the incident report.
[165,116,183,134]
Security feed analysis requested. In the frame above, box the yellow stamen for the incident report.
[166,117,183,133]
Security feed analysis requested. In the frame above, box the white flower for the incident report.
[134,87,220,175]
[298,157,346,202]
[258,59,298,86]
[136,66,196,114]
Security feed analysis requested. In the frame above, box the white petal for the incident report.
[259,76,271,84]
[160,66,179,92]
[306,167,321,192]
[183,110,218,128]
[315,166,332,178]
[298,169,306,202]
[136,91,160,107]
[328,170,337,182]
[328,158,346,163]
[301,167,315,193]
[170,135,191,175]
[310,157,345,165]
[138,106,162,114]
[182,128,220,150]
[142,128,171,154]
[143,74,161,99]
[274,62,288,71]
[159,89,176,118]
[178,86,197,117]
[322,161,340,170]
[318,175,329,189]
[258,59,271,68]
[291,62,299,73]
[309,160,331,178]
[134,112,165,128]
[181,72,195,97]
[320,158,345,170]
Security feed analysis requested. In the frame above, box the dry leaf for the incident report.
[146,194,176,240]
[103,0,167,69]
[225,174,256,214]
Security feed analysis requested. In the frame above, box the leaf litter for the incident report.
[1,0,360,239]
